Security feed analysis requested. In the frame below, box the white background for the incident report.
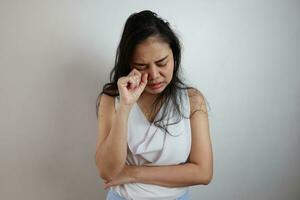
[1,0,299,199]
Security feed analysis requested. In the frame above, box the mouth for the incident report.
[147,82,163,89]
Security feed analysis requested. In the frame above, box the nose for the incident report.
[147,65,159,81]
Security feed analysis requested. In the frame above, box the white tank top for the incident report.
[111,88,192,200]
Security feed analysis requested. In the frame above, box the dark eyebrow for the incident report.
[133,55,168,65]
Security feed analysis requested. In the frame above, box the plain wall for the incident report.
[1,0,299,199]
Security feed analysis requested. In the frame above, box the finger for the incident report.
[129,68,142,79]
[129,74,137,82]
[118,76,131,87]
[104,182,110,189]
[132,68,142,76]
[128,68,139,76]
[132,75,143,88]
[119,76,136,89]
[135,73,147,92]
[128,77,138,89]
[104,182,113,189]
[133,69,142,79]
[134,75,141,85]
[140,73,148,85]
[129,73,141,83]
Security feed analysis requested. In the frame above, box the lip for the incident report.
[148,82,163,89]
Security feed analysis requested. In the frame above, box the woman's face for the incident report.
[130,36,174,95]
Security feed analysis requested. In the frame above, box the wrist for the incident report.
[118,103,133,112]
[128,165,139,183]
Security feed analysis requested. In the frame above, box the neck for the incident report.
[139,92,159,105]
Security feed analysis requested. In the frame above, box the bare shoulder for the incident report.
[96,93,116,148]
[97,93,116,118]
[186,88,213,183]
[187,88,204,99]
[187,88,208,117]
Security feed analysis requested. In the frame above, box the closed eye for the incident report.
[134,65,147,70]
[157,62,167,67]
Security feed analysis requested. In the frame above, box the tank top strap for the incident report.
[181,88,190,118]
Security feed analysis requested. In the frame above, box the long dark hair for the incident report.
[96,10,209,134]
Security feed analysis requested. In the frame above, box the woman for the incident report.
[95,10,213,200]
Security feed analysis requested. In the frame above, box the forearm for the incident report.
[131,162,212,187]
[96,105,131,180]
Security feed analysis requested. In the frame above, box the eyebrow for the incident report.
[133,55,168,65]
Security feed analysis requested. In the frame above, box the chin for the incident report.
[144,84,166,94]
[144,89,163,95]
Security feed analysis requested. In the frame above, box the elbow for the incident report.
[98,167,108,180]
[95,153,125,181]
[98,168,117,181]
[99,170,114,181]
[202,173,213,185]
[97,164,125,181]
[196,166,213,185]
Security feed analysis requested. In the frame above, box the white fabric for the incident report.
[111,89,192,200]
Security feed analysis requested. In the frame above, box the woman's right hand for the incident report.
[117,69,148,106]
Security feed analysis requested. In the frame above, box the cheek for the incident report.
[162,64,174,81]
[168,62,175,75]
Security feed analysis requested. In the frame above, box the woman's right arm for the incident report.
[95,69,148,180]
[95,94,133,181]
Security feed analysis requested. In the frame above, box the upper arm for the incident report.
[95,94,116,159]
[187,88,213,181]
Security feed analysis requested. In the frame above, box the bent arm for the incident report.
[95,95,132,180]
[130,162,212,187]
[129,89,213,187]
